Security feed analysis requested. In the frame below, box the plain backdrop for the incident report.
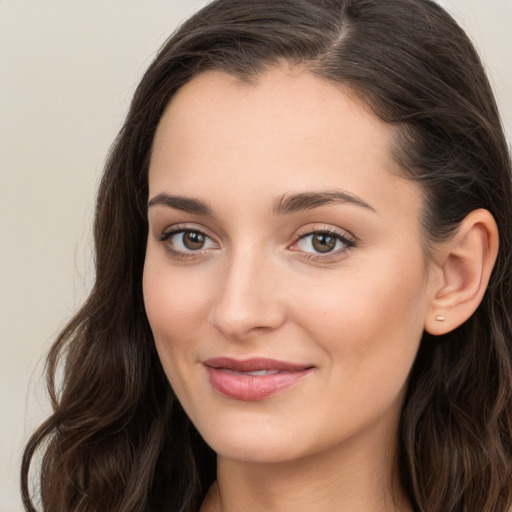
[1,1,510,510]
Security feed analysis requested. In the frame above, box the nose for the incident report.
[208,249,287,341]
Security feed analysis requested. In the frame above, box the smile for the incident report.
[203,357,314,401]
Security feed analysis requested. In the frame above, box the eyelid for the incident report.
[157,223,219,259]
[157,222,216,240]
[294,224,357,244]
[298,223,355,239]
[289,224,357,260]
[155,222,356,262]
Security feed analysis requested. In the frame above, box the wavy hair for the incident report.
[22,0,512,511]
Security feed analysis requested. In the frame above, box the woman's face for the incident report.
[143,66,436,464]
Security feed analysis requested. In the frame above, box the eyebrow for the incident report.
[148,193,214,215]
[272,190,377,215]
[147,189,377,216]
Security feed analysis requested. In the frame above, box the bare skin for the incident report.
[143,65,498,511]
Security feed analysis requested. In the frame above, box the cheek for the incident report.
[143,256,207,337]
[142,256,215,414]
[292,254,428,375]
[142,256,213,386]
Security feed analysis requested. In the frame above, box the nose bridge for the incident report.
[209,242,285,340]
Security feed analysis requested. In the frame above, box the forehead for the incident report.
[151,66,395,167]
[148,66,420,220]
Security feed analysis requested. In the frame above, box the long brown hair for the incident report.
[22,1,512,511]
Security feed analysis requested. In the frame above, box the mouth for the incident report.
[203,357,314,401]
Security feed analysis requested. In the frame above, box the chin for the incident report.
[193,415,306,464]
[208,436,301,464]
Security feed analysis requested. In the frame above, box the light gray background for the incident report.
[1,1,510,510]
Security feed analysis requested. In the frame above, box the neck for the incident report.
[201,430,411,512]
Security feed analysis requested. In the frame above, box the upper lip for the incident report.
[203,357,312,372]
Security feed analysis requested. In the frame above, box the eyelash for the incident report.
[292,227,356,262]
[157,225,356,262]
[157,224,216,260]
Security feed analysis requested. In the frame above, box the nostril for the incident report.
[208,301,286,341]
[207,259,287,339]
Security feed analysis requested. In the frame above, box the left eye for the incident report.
[167,230,216,252]
[295,231,352,254]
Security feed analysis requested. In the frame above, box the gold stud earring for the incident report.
[436,315,446,322]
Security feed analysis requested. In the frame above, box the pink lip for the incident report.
[203,357,314,401]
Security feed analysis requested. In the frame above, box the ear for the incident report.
[425,209,499,335]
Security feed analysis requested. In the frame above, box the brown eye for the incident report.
[293,229,355,258]
[311,233,337,253]
[182,231,206,250]
[159,228,217,257]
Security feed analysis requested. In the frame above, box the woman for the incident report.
[21,0,512,511]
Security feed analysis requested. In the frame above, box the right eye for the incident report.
[159,228,217,256]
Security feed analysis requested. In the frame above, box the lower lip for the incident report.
[205,367,312,401]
